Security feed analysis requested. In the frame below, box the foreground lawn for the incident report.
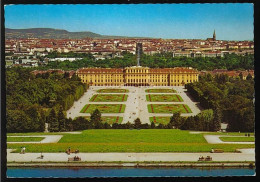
[145,89,176,93]
[97,89,129,93]
[7,137,45,142]
[148,104,192,113]
[80,104,126,113]
[7,129,254,153]
[83,116,123,124]
[89,94,128,102]
[146,94,183,102]
[219,137,255,142]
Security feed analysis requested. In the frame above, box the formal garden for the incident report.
[148,104,192,113]
[146,94,183,102]
[89,94,128,102]
[96,89,129,93]
[145,88,176,93]
[80,104,126,113]
[83,116,123,125]
[149,116,171,125]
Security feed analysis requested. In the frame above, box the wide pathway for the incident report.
[7,150,255,162]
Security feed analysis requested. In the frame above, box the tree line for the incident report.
[6,67,87,132]
[185,74,254,132]
[39,52,254,71]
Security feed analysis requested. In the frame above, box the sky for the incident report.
[4,4,254,40]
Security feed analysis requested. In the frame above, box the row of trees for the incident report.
[185,74,254,132]
[39,52,254,71]
[6,67,87,133]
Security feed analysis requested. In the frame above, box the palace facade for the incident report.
[76,66,199,86]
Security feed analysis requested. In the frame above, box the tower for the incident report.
[213,30,216,41]
[136,43,143,66]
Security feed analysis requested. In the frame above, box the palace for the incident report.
[76,66,199,86]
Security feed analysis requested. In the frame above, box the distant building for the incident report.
[206,30,216,41]
[76,66,199,86]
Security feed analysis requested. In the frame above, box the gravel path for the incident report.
[7,151,255,162]
[7,135,63,144]
[67,86,201,124]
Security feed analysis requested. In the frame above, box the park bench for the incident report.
[211,149,223,153]
[205,156,212,161]
[68,156,81,161]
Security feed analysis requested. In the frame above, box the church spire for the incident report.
[213,30,216,41]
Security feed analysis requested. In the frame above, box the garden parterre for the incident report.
[80,104,126,113]
[82,116,123,125]
[90,94,128,102]
[145,89,176,93]
[148,104,192,113]
[97,89,129,93]
[146,94,183,102]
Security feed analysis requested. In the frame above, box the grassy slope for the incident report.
[219,137,255,142]
[7,137,45,142]
[7,129,254,153]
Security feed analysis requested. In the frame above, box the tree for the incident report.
[48,108,59,132]
[170,112,182,129]
[151,121,155,129]
[210,107,222,131]
[90,109,102,129]
[57,106,66,131]
[246,73,253,80]
[134,118,141,129]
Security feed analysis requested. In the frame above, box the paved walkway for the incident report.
[66,86,201,124]
[204,135,255,144]
[7,150,255,162]
[7,135,63,144]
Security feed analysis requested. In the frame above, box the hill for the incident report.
[5,28,151,39]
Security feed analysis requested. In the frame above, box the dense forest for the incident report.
[185,74,254,132]
[40,52,254,71]
[6,67,87,132]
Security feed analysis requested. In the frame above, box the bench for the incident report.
[211,149,223,153]
[68,156,81,161]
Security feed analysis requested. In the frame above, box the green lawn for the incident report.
[219,137,255,142]
[83,116,123,125]
[97,89,129,93]
[90,94,128,102]
[149,117,171,125]
[145,89,176,93]
[7,137,45,142]
[148,104,192,113]
[7,129,254,153]
[80,104,126,113]
[146,94,183,102]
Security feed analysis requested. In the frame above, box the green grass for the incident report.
[82,116,123,125]
[149,117,171,125]
[146,94,183,102]
[145,89,176,93]
[148,104,192,113]
[7,137,45,142]
[80,104,126,113]
[89,94,128,102]
[7,129,254,153]
[97,89,129,93]
[219,137,255,142]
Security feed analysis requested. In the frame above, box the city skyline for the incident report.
[5,4,254,41]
